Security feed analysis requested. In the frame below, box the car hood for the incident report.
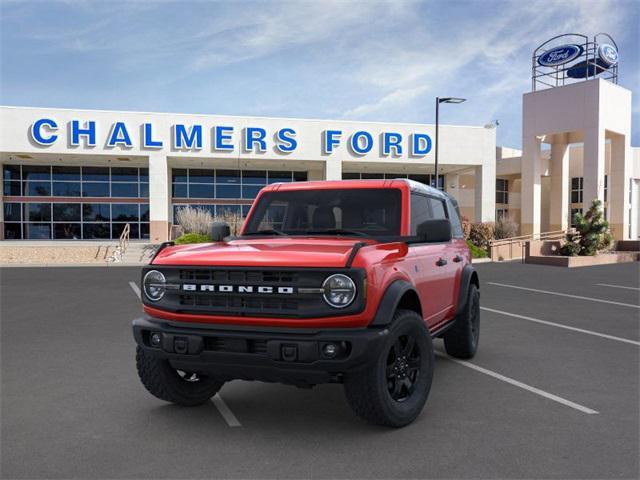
[152,237,376,268]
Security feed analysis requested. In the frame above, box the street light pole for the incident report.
[434,96,466,190]
[435,97,440,190]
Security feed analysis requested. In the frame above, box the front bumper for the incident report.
[132,316,389,386]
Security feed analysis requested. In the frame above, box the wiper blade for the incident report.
[243,229,288,236]
[303,229,369,237]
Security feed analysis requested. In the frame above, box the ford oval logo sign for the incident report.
[538,44,583,67]
[598,44,618,66]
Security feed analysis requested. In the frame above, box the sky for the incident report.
[1,0,638,148]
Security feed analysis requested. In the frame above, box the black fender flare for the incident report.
[370,280,419,327]
[455,264,479,316]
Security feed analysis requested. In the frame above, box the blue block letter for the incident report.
[107,122,133,147]
[350,131,373,155]
[30,118,58,145]
[411,133,432,156]
[143,123,163,148]
[383,132,403,156]
[173,124,203,149]
[244,127,267,152]
[214,126,234,151]
[323,130,342,154]
[71,120,96,146]
[275,128,297,153]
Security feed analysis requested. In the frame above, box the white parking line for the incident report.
[129,281,141,299]
[436,352,599,415]
[212,394,242,427]
[596,283,640,291]
[481,306,640,347]
[488,282,640,309]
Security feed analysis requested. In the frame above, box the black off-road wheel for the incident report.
[443,283,480,359]
[344,309,434,428]
[136,347,224,406]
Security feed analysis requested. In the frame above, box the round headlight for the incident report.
[143,270,166,302]
[322,274,356,308]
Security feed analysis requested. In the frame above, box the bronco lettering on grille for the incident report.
[182,284,295,294]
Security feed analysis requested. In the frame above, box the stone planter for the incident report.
[524,240,639,267]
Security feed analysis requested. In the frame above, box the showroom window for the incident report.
[3,164,149,198]
[3,164,149,240]
[341,172,445,190]
[3,202,149,240]
[171,169,307,221]
[4,202,149,240]
[172,203,252,220]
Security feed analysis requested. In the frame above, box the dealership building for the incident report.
[0,34,638,243]
[0,107,497,242]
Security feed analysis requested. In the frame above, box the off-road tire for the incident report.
[344,309,434,428]
[136,347,224,406]
[443,283,480,359]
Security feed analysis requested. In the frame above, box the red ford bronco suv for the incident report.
[133,179,480,427]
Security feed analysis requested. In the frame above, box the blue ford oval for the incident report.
[538,44,583,67]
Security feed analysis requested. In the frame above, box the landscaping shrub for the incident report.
[175,206,214,235]
[174,233,212,244]
[466,240,487,258]
[494,216,519,240]
[560,199,613,256]
[468,222,495,250]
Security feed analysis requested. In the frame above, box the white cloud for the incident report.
[338,0,629,121]
[1,0,636,147]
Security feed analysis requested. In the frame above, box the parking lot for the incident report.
[1,261,638,479]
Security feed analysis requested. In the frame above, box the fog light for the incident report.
[150,332,162,347]
[323,343,338,358]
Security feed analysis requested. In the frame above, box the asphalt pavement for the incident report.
[1,261,638,479]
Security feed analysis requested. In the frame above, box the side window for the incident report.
[446,198,464,238]
[429,198,447,220]
[410,194,432,235]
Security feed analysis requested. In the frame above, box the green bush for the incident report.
[466,240,488,258]
[174,233,213,244]
[560,199,613,256]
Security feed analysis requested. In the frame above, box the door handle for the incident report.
[453,255,463,263]
[436,258,447,267]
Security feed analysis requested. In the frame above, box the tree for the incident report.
[560,199,613,256]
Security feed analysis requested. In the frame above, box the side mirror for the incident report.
[211,222,231,242]
[417,219,452,243]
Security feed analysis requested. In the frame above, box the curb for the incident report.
[472,258,493,264]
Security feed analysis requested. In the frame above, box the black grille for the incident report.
[179,269,299,284]
[179,293,299,312]
[143,266,366,318]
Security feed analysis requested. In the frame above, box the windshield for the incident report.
[243,188,402,237]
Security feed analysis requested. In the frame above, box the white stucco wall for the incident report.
[0,106,495,168]
[0,106,497,240]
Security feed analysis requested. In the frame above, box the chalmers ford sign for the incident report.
[28,118,434,157]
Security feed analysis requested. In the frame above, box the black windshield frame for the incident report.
[243,188,403,238]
